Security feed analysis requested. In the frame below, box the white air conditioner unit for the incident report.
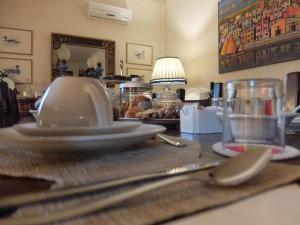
[88,1,132,23]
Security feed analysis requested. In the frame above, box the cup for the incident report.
[223,79,285,147]
[37,77,113,128]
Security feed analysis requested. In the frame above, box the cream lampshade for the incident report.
[151,57,187,108]
[151,57,187,87]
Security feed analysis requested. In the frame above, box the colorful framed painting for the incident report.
[126,43,153,66]
[218,0,300,73]
[0,57,33,84]
[127,67,153,83]
[0,27,33,55]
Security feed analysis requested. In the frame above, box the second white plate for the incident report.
[0,124,166,153]
[13,121,141,136]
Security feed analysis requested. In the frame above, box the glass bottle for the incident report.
[22,79,32,98]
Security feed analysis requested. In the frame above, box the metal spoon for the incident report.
[209,147,272,186]
[156,133,187,147]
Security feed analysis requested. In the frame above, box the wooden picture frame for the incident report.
[126,67,153,83]
[0,57,33,84]
[126,43,153,66]
[0,27,33,55]
[51,33,115,80]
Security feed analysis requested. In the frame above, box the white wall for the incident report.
[165,0,300,90]
[2,0,299,93]
[0,0,165,92]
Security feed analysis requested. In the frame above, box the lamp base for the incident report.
[152,86,182,109]
[163,85,172,92]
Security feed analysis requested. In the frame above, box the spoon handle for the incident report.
[156,133,186,147]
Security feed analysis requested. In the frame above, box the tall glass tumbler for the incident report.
[222,79,285,151]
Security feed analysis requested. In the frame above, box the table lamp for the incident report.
[150,57,187,108]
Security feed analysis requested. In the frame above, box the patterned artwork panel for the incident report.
[219,0,300,73]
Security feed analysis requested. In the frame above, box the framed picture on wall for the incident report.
[0,27,33,55]
[218,0,300,73]
[0,57,33,84]
[126,43,153,66]
[127,67,153,83]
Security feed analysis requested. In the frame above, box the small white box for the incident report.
[180,107,222,134]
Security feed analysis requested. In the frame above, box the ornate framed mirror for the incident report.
[51,33,115,80]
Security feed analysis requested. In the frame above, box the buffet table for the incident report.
[168,132,300,225]
[0,130,299,225]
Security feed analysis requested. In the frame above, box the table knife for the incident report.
[0,176,189,225]
[0,160,222,210]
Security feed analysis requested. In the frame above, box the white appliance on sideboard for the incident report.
[184,87,210,101]
[88,1,132,23]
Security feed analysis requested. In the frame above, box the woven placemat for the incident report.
[0,138,300,225]
[0,138,204,186]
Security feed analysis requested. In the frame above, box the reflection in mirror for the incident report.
[51,33,115,80]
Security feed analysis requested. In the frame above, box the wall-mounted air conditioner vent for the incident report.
[88,1,132,23]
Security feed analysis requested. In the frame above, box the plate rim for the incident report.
[212,141,300,161]
[0,124,166,143]
[119,117,179,121]
[13,121,142,132]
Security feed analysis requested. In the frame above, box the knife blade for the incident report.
[0,160,222,210]
[0,176,189,225]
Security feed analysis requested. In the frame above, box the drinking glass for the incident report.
[222,79,285,151]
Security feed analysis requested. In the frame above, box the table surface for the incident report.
[171,132,300,225]
[0,129,299,224]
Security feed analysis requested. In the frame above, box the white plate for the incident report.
[212,142,300,161]
[0,124,166,153]
[119,118,180,126]
[13,121,141,136]
[292,117,300,123]
[289,120,300,132]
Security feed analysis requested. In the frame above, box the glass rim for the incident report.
[226,78,282,85]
